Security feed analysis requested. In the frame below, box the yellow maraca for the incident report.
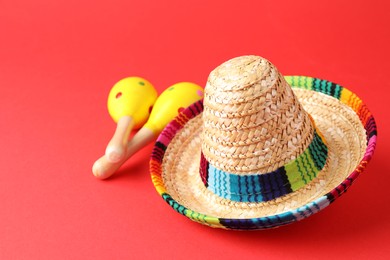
[92,77,157,177]
[143,82,204,135]
[105,77,157,162]
[93,82,204,179]
[107,77,157,129]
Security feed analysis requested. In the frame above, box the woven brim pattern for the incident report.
[150,76,377,230]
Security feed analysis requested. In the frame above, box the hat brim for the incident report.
[150,76,377,230]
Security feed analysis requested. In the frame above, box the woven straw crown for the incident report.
[199,55,328,203]
[202,55,316,173]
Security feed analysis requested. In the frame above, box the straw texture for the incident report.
[203,56,315,174]
[150,57,377,230]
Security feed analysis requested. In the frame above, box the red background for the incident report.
[1,0,389,259]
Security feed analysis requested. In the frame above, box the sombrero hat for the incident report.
[150,55,377,230]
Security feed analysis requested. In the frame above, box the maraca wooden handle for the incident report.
[105,115,134,162]
[93,128,155,179]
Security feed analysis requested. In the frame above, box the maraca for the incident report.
[143,82,204,135]
[104,77,157,162]
[93,82,204,179]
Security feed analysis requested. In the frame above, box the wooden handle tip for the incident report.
[92,158,111,179]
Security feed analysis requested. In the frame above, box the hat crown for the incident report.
[202,55,315,174]
[207,55,271,92]
[199,56,329,203]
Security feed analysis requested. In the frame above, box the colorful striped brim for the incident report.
[150,75,377,230]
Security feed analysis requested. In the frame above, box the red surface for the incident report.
[1,0,389,259]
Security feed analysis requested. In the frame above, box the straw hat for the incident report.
[150,55,377,230]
